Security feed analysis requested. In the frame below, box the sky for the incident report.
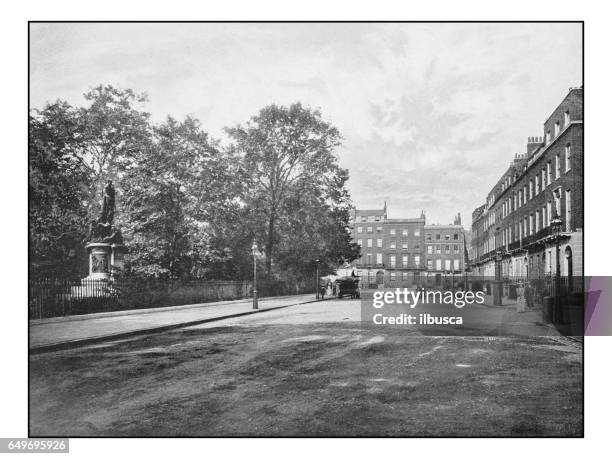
[30,23,582,226]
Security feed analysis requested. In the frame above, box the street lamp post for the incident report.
[251,240,259,310]
[551,215,563,320]
[494,249,503,306]
[315,259,320,300]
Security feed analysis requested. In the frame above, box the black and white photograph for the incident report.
[23,21,587,439]
[5,1,612,451]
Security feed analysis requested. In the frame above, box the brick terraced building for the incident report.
[347,203,466,288]
[470,87,583,279]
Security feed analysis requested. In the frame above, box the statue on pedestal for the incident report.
[80,181,127,285]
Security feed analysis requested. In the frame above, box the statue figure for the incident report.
[100,180,116,225]
[84,180,123,244]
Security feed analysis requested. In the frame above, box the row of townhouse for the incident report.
[470,86,583,279]
[343,203,467,287]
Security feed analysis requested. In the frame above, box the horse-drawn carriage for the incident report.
[335,276,361,299]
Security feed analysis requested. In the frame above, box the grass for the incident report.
[29,323,583,437]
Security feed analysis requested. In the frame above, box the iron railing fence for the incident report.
[28,277,315,319]
[462,275,580,308]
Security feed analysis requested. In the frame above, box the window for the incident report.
[357,226,363,233]
[547,162,552,184]
[402,229,408,236]
[402,255,408,267]
[546,130,551,144]
[389,240,396,249]
[453,233,458,240]
[445,234,450,240]
[402,272,409,280]
[389,255,396,267]
[445,245,450,254]
[366,254,372,265]
[542,205,547,228]
[435,246,441,254]
[427,259,433,270]
[357,239,362,246]
[367,239,372,248]
[368,216,375,222]
[535,175,540,195]
[529,214,534,236]
[414,230,420,237]
[375,215,380,222]
[436,259,442,271]
[376,226,383,233]
[529,180,533,200]
[553,189,561,219]
[402,242,408,249]
[454,259,460,271]
[436,234,441,240]
[376,253,382,264]
[565,144,571,172]
[554,121,560,137]
[445,260,451,271]
[565,189,572,231]
[535,210,540,233]
[376,238,383,248]
[390,229,396,236]
[361,216,366,222]
[414,255,420,266]
[555,154,561,179]
[367,226,373,233]
[564,110,570,127]
[390,272,396,281]
[453,244,459,253]
[426,233,432,241]
[547,201,552,225]
[414,244,420,250]
[542,168,546,189]
[523,185,527,203]
[514,192,518,210]
[427,245,433,254]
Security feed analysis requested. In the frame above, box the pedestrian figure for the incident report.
[516,282,527,313]
[525,282,534,309]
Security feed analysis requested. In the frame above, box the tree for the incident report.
[275,166,360,279]
[227,103,359,277]
[120,116,235,278]
[74,85,152,220]
[29,102,92,276]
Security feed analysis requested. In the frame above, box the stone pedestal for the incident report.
[84,242,128,280]
[71,243,127,298]
[110,243,127,276]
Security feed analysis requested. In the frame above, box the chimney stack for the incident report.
[526,136,542,156]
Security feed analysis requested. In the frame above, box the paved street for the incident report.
[29,297,583,437]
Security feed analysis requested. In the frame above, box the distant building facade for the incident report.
[470,87,583,279]
[348,203,466,287]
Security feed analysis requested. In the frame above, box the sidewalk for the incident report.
[478,297,562,337]
[29,294,319,352]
